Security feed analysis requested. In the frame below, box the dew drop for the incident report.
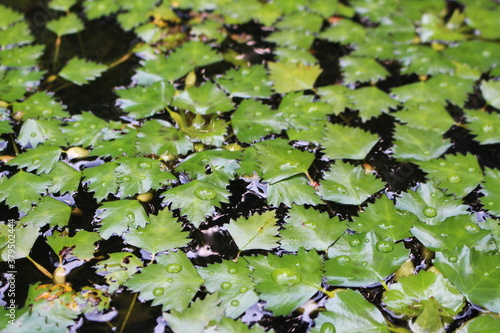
[239,286,248,293]
[139,161,152,169]
[468,167,476,172]
[194,187,217,201]
[236,280,242,284]
[464,222,480,233]
[167,278,174,283]
[89,124,97,129]
[335,255,351,264]
[166,263,183,274]
[423,206,437,218]
[439,161,447,167]
[122,176,131,182]
[208,271,214,275]
[483,272,489,277]
[125,211,135,221]
[448,256,458,263]
[153,287,164,297]
[356,222,364,227]
[423,150,431,156]
[271,268,301,286]
[483,125,495,134]
[221,282,232,290]
[33,158,41,164]
[228,268,237,274]
[230,300,240,307]
[277,162,301,171]
[254,111,263,117]
[430,192,437,198]
[361,261,368,266]
[350,239,361,247]
[30,132,37,137]
[448,175,462,184]
[253,86,261,91]
[186,288,193,292]
[376,240,394,253]
[320,322,335,333]
[364,239,370,243]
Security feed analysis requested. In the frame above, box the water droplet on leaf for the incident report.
[448,175,462,183]
[125,211,135,221]
[350,239,361,247]
[335,255,351,264]
[239,286,248,293]
[153,288,164,297]
[139,161,152,169]
[221,282,232,290]
[464,222,480,233]
[376,240,394,253]
[166,263,183,274]
[448,256,458,263]
[423,207,437,218]
[320,322,335,333]
[194,187,217,201]
[271,268,301,286]
[230,300,240,306]
[228,268,237,274]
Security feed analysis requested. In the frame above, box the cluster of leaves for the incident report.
[1,0,500,332]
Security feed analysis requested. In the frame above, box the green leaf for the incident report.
[18,118,64,148]
[324,231,409,287]
[91,129,137,158]
[0,21,33,47]
[46,230,100,260]
[61,112,110,147]
[480,80,500,110]
[162,180,230,228]
[383,270,464,318]
[19,196,71,228]
[286,120,325,144]
[206,318,270,333]
[82,161,119,202]
[395,45,454,76]
[226,211,279,251]
[95,252,143,293]
[13,92,67,120]
[84,0,122,20]
[0,222,38,260]
[280,205,346,251]
[346,86,400,121]
[49,0,77,11]
[416,153,483,198]
[215,0,262,24]
[7,145,61,174]
[480,168,500,216]
[322,123,379,160]
[317,161,385,205]
[340,56,389,84]
[245,249,322,316]
[419,13,466,43]
[352,38,397,60]
[125,251,203,311]
[59,58,108,85]
[411,215,496,253]
[46,13,84,36]
[268,62,322,94]
[116,81,175,119]
[136,120,192,156]
[96,200,150,239]
[396,182,469,225]
[410,297,445,333]
[434,246,500,313]
[392,102,455,133]
[266,30,315,50]
[0,44,45,68]
[116,157,175,198]
[172,82,233,115]
[278,92,331,130]
[274,47,318,65]
[392,124,452,161]
[317,85,351,115]
[0,68,45,102]
[443,41,500,73]
[123,209,189,255]
[464,109,500,145]
[0,120,12,135]
[255,139,315,184]
[163,293,225,333]
[231,100,288,143]
[350,195,416,241]
[456,315,500,333]
[275,11,323,32]
[465,4,500,39]
[311,289,390,333]
[267,175,322,207]
[0,171,49,213]
[215,65,273,98]
[318,19,366,44]
[198,260,259,318]
[0,4,24,28]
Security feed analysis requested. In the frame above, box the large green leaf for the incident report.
[346,86,399,121]
[244,249,322,316]
[316,161,385,205]
[215,65,273,98]
[123,209,189,255]
[0,4,23,28]
[480,168,500,216]
[116,81,175,119]
[46,13,84,36]
[266,175,322,207]
[12,92,67,120]
[350,195,415,241]
[268,62,322,93]
[198,260,259,318]
[392,102,455,134]
[18,196,71,228]
[0,68,45,102]
[0,45,45,68]
[162,180,230,228]
[324,231,409,287]
[96,200,150,239]
[443,41,500,73]
[135,119,192,156]
[266,30,315,50]
[0,171,49,213]
[395,44,454,76]
[392,124,452,161]
[322,123,379,160]
[311,289,390,333]
[456,315,500,333]
[172,82,233,115]
[0,222,39,260]
[395,182,469,225]
[280,205,346,251]
[46,230,100,260]
[125,251,204,312]
[46,162,81,195]
[58,58,108,86]
[7,145,61,174]
[318,19,366,44]
[255,139,315,184]
[278,92,331,130]
[226,211,279,252]
[340,56,389,84]
[480,80,500,110]
[82,161,119,202]
[464,109,500,145]
[17,118,64,148]
[434,247,500,313]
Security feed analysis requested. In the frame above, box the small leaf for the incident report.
[226,211,279,251]
[123,209,189,255]
[255,139,315,184]
[19,196,71,228]
[318,19,366,44]
[135,120,192,156]
[316,85,351,115]
[410,297,445,333]
[350,195,415,241]
[198,260,259,318]
[162,180,230,228]
[392,124,452,161]
[231,100,288,143]
[215,65,273,98]
[0,68,45,102]
[280,204,346,251]
[324,231,409,287]
[95,252,143,293]
[395,44,454,76]
[392,102,455,133]
[245,249,322,316]
[96,200,150,239]
[49,0,77,11]
[172,82,233,115]
[0,44,45,68]
[480,80,500,110]
[322,123,379,160]
[396,182,469,225]
[84,0,121,20]
[266,30,315,50]
[419,13,466,43]
[311,289,389,333]
[434,246,500,313]
[47,230,100,260]
[125,251,203,312]
[267,175,322,207]
[480,168,500,216]
[13,92,67,120]
[278,92,331,130]
[62,112,110,147]
[340,56,389,84]
[46,13,84,36]
[82,161,119,202]
[7,145,61,174]
[59,58,108,85]
[0,171,49,213]
[18,118,64,148]
[346,86,399,121]
[0,4,24,28]
[116,81,175,119]
[268,62,322,93]
[464,109,500,145]
[317,161,385,205]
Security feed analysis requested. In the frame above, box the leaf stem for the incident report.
[119,293,138,333]
[53,35,61,72]
[9,134,20,155]
[27,255,54,279]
